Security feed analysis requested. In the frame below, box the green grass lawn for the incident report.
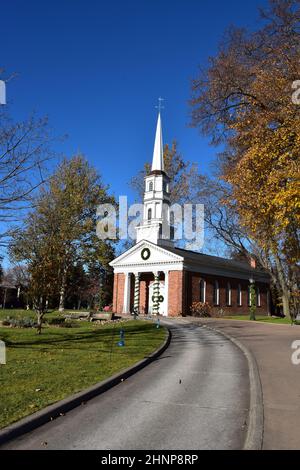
[0,320,166,429]
[224,315,299,325]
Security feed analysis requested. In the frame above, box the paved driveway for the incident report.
[1,320,249,450]
[183,317,300,450]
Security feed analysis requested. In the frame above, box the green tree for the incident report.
[10,155,116,331]
[10,210,61,332]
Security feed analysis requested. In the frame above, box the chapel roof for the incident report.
[162,245,270,280]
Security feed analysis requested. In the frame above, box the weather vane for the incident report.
[155,97,165,113]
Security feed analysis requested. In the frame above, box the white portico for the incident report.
[110,239,184,316]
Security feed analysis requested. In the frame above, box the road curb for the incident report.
[201,324,264,450]
[213,318,296,327]
[0,327,171,446]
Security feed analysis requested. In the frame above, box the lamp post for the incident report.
[249,277,256,321]
[99,272,104,311]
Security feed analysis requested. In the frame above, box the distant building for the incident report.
[110,113,271,317]
[0,281,21,309]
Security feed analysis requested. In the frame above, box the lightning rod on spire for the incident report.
[155,97,164,113]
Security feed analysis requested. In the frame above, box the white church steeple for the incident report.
[151,112,164,172]
[135,107,174,247]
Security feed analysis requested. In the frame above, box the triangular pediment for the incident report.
[110,240,184,269]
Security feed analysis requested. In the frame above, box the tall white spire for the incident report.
[135,103,173,247]
[151,112,164,172]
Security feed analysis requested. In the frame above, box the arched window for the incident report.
[256,287,261,307]
[248,286,251,306]
[147,208,152,221]
[149,181,153,191]
[199,279,206,303]
[226,282,232,306]
[170,210,175,225]
[237,284,242,306]
[213,280,219,306]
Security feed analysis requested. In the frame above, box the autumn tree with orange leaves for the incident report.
[190,0,300,319]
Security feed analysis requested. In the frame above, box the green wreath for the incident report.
[152,295,164,303]
[141,248,151,260]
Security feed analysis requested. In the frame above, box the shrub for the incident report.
[213,308,226,318]
[190,302,212,318]
[21,318,37,328]
[61,320,76,328]
[2,317,37,328]
[103,305,112,312]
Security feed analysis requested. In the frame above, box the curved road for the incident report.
[2,320,249,450]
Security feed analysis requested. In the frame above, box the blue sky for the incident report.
[1,0,269,259]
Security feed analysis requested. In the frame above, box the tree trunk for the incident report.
[274,253,291,319]
[36,296,45,334]
[282,290,291,321]
[3,288,7,309]
[37,311,43,334]
[59,285,65,312]
[58,267,67,312]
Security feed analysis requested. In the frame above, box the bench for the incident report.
[63,312,91,320]
[90,312,114,321]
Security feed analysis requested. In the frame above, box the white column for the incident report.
[133,273,141,314]
[152,271,160,315]
[123,273,131,314]
[164,270,169,317]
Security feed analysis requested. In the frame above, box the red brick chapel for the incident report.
[110,112,271,317]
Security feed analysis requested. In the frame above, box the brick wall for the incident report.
[139,280,147,315]
[168,271,184,316]
[113,269,270,317]
[112,273,125,314]
[186,271,269,315]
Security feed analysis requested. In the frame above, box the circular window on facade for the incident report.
[141,247,151,260]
